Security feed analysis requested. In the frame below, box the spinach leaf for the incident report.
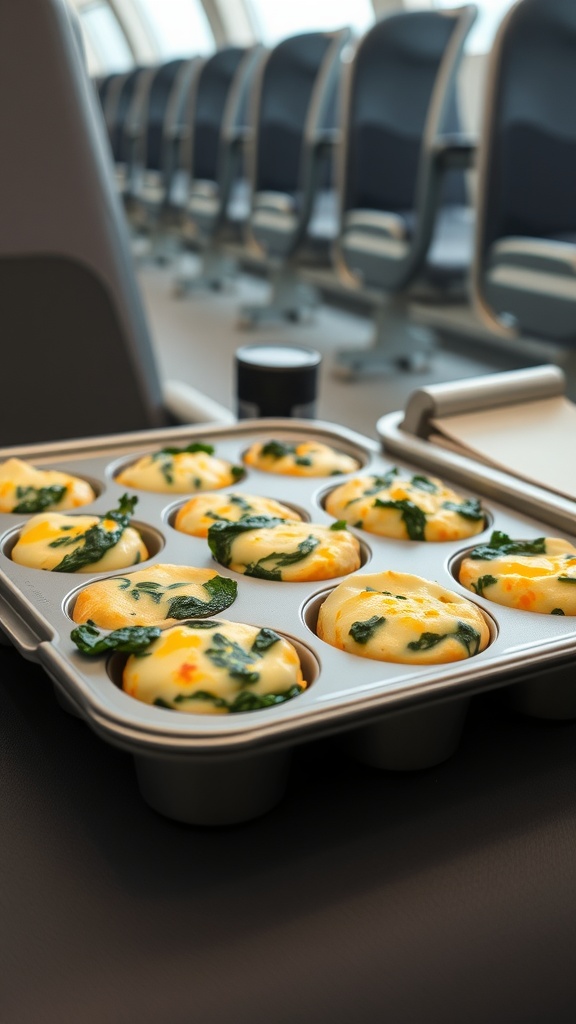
[51,494,138,573]
[13,484,68,514]
[551,608,565,615]
[410,474,438,493]
[329,520,348,531]
[251,627,281,654]
[158,442,215,456]
[170,684,303,712]
[207,515,287,566]
[407,620,481,657]
[166,575,237,618]
[349,615,386,644]
[558,575,576,584]
[244,535,320,580]
[71,622,160,656]
[229,494,254,512]
[361,469,399,495]
[295,457,312,467]
[205,633,261,683]
[470,574,498,597]
[469,531,547,560]
[442,499,485,521]
[373,498,427,541]
[260,440,297,460]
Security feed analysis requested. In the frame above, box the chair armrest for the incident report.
[162,380,236,425]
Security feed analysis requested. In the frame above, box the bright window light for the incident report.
[80,3,134,72]
[246,0,374,46]
[134,0,215,58]
[432,0,518,54]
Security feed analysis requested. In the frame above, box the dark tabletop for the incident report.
[2,643,576,1024]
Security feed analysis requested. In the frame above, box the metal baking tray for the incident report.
[1,418,576,826]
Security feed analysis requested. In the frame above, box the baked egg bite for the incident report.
[122,618,308,714]
[325,467,486,541]
[115,442,242,494]
[0,457,95,513]
[174,491,301,538]
[317,570,490,664]
[72,563,237,630]
[11,495,148,573]
[459,531,576,615]
[243,439,360,477]
[208,515,362,581]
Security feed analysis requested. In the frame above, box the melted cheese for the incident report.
[11,512,148,573]
[116,450,240,493]
[211,519,362,581]
[317,570,490,664]
[73,563,236,629]
[243,439,360,477]
[0,457,95,513]
[459,536,576,614]
[122,619,307,714]
[174,492,300,538]
[325,471,486,541]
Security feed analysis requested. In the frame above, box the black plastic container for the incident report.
[235,344,321,418]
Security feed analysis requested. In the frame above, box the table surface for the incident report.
[2,642,576,1024]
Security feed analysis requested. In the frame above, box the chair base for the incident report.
[333,301,435,378]
[173,244,237,296]
[238,266,319,328]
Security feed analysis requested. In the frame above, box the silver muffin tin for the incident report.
[1,417,576,826]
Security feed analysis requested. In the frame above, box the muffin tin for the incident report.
[1,418,576,826]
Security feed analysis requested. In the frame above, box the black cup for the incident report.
[235,344,321,419]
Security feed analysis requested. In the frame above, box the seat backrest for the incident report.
[476,0,576,258]
[107,65,150,164]
[250,31,349,197]
[144,58,189,172]
[340,9,474,220]
[0,0,167,445]
[186,46,249,183]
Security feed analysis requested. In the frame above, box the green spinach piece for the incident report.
[373,498,427,541]
[470,574,498,597]
[158,442,215,456]
[469,531,547,560]
[260,441,297,460]
[329,520,348,531]
[551,608,565,615]
[207,515,287,566]
[362,469,399,495]
[442,499,485,521]
[50,494,138,573]
[71,622,160,656]
[205,633,261,683]
[558,575,576,584]
[349,615,386,644]
[250,627,281,654]
[13,484,68,514]
[244,535,320,580]
[166,575,237,618]
[410,474,438,493]
[407,620,481,657]
[170,684,303,713]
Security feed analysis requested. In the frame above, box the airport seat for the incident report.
[105,64,154,195]
[123,57,197,233]
[0,0,232,447]
[333,6,477,376]
[175,44,264,293]
[238,28,352,327]
[472,0,576,369]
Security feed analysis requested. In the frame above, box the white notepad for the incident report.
[430,396,576,502]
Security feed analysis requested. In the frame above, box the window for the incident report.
[246,0,374,46]
[404,0,518,54]
[133,0,214,58]
[80,3,134,73]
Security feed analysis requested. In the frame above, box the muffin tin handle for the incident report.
[0,591,50,657]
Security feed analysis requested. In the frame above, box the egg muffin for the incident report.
[325,467,486,541]
[317,570,490,664]
[174,491,301,539]
[459,531,576,615]
[72,563,237,630]
[0,457,95,513]
[122,618,308,714]
[208,515,361,581]
[116,442,242,494]
[243,439,360,477]
[11,495,148,573]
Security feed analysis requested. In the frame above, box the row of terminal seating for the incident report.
[93,0,576,380]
